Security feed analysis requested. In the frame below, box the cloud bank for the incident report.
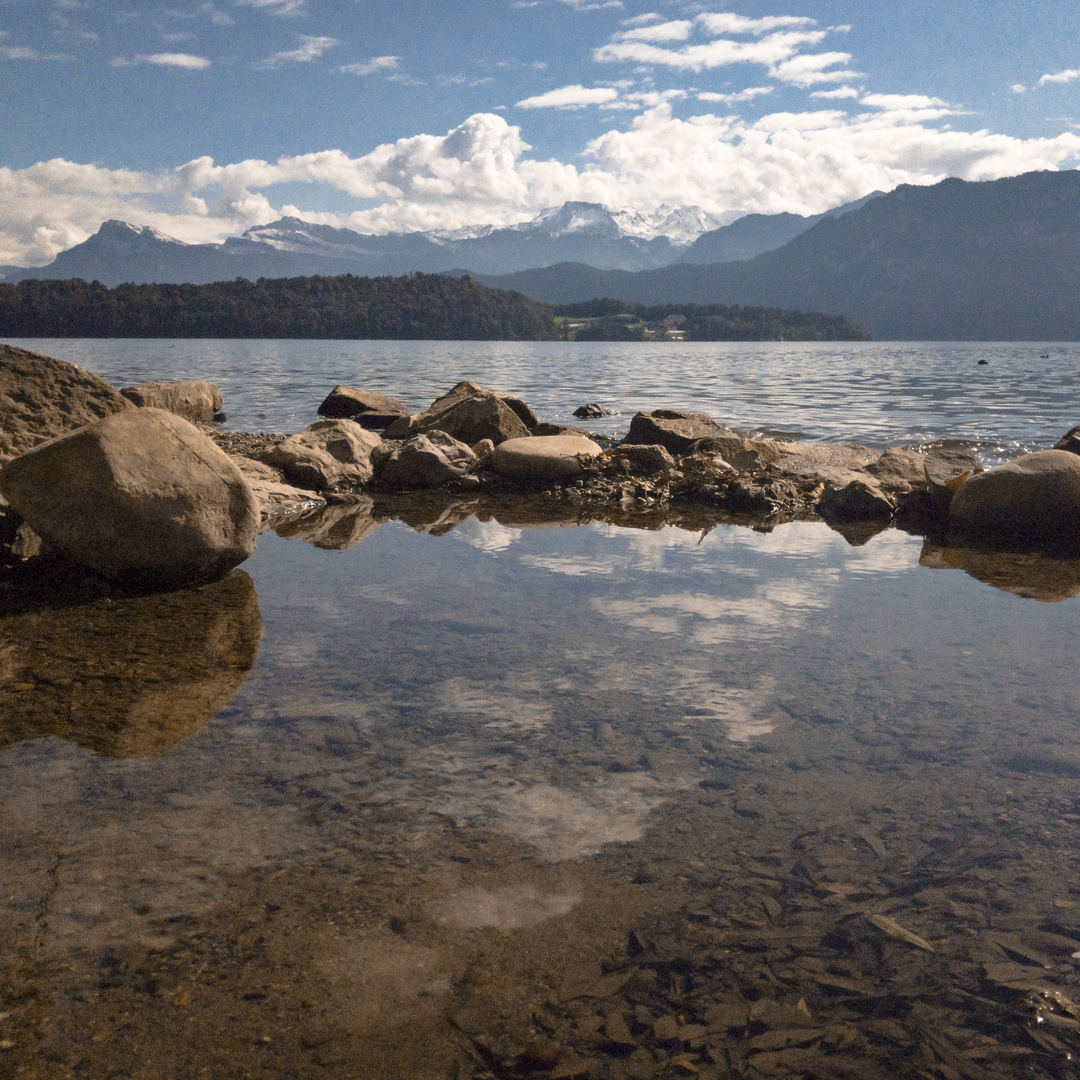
[3,99,1079,265]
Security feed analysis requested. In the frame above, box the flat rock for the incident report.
[385,380,535,445]
[266,419,382,493]
[949,449,1080,548]
[121,380,223,422]
[0,342,132,463]
[375,430,479,490]
[492,435,602,482]
[0,407,259,588]
[623,410,735,455]
[316,385,407,428]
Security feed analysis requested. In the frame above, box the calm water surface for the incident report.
[2,339,1080,1078]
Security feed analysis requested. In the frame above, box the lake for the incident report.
[2,339,1080,1079]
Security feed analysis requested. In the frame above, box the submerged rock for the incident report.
[0,569,262,757]
[375,431,479,490]
[492,435,602,482]
[949,449,1080,549]
[385,381,533,446]
[0,342,132,464]
[316,385,407,428]
[573,403,612,419]
[266,418,383,493]
[120,379,223,422]
[0,407,259,588]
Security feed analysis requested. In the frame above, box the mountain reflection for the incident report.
[0,569,262,756]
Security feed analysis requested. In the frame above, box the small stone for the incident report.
[653,1014,680,1042]
[173,989,190,1008]
[604,1011,636,1047]
[573,403,610,419]
[0,1040,14,1051]
[516,1040,560,1071]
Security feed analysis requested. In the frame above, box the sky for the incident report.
[3,0,1080,265]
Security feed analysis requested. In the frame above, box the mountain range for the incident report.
[0,196,873,287]
[470,170,1080,340]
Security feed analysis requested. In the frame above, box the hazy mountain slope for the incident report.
[470,171,1080,340]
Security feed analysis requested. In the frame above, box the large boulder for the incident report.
[374,431,478,490]
[385,381,532,445]
[0,343,132,463]
[623,410,735,455]
[120,379,223,422]
[316,385,408,429]
[491,435,602,482]
[265,419,382,493]
[0,408,259,587]
[949,449,1080,548]
[0,569,262,757]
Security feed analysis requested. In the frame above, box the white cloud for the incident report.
[259,35,336,66]
[621,12,661,27]
[861,93,948,110]
[697,86,773,104]
[516,84,619,109]
[769,50,861,87]
[811,86,860,99]
[1010,83,1027,94]
[338,55,399,76]
[3,105,1080,266]
[613,19,694,43]
[696,13,816,36]
[1040,69,1080,85]
[237,0,306,15]
[0,45,66,60]
[140,52,212,68]
[560,0,623,9]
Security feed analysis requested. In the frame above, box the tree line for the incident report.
[0,273,559,340]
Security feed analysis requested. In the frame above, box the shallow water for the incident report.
[6,338,1080,462]
[3,341,1080,1077]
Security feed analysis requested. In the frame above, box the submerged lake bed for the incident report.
[2,340,1080,1079]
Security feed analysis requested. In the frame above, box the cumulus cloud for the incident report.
[811,86,860,99]
[613,19,694,43]
[696,13,816,35]
[4,104,1080,265]
[516,84,619,109]
[338,55,399,76]
[258,35,336,67]
[1040,68,1080,85]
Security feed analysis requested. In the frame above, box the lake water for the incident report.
[3,339,1080,1079]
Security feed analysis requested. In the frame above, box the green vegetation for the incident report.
[0,273,558,340]
[553,299,870,341]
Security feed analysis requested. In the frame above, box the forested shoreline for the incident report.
[0,273,559,340]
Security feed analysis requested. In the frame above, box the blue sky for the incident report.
[3,0,1080,264]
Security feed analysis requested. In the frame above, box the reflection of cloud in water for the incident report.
[520,554,615,576]
[842,529,921,575]
[453,518,522,552]
[436,677,552,731]
[680,680,780,743]
[431,883,580,929]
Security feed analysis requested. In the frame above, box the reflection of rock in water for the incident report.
[274,497,381,550]
[920,542,1080,602]
[0,569,262,756]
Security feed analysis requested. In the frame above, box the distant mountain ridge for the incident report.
[466,170,1080,341]
[0,196,873,287]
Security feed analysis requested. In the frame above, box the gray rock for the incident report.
[949,449,1080,547]
[623,410,735,455]
[573,402,611,419]
[491,435,602,482]
[609,443,676,475]
[316,385,407,428]
[0,342,132,464]
[120,379,223,422]
[0,407,259,587]
[385,381,531,445]
[375,431,479,490]
[266,419,383,493]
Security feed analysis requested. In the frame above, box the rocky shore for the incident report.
[3,342,1080,592]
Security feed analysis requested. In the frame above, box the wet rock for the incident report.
[0,342,132,464]
[623,410,735,456]
[229,456,326,524]
[817,476,895,523]
[949,449,1080,549]
[374,431,478,490]
[0,408,259,588]
[120,380,223,422]
[385,381,532,445]
[1054,425,1080,456]
[610,444,676,476]
[315,385,407,429]
[266,419,383,493]
[919,542,1080,601]
[274,499,381,550]
[0,569,262,757]
[491,435,602,483]
[573,403,612,419]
